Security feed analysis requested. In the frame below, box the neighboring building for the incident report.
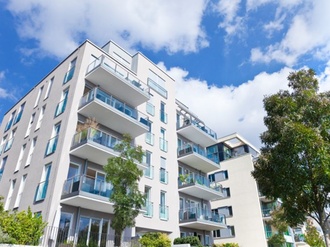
[209,133,297,247]
[0,40,225,246]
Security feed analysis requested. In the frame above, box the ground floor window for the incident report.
[77,216,109,247]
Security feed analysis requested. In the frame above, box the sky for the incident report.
[1,0,330,148]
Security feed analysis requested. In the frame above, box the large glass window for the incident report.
[63,58,77,84]
[77,216,109,247]
[13,103,25,125]
[57,212,73,244]
[35,163,51,201]
[44,77,54,100]
[55,89,69,117]
[160,102,167,124]
[45,122,61,156]
[14,144,26,172]
[35,105,46,130]
[4,110,16,132]
[0,156,8,182]
[25,113,36,137]
[34,86,44,108]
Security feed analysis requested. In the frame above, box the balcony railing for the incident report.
[45,135,59,156]
[179,207,226,224]
[4,118,13,132]
[144,201,153,217]
[63,66,75,84]
[72,127,121,151]
[145,132,154,146]
[178,173,222,192]
[159,204,169,220]
[80,87,149,127]
[160,110,167,124]
[13,110,23,125]
[35,180,49,202]
[144,165,154,179]
[55,98,67,117]
[177,116,217,139]
[262,208,272,217]
[62,174,113,198]
[159,168,168,184]
[86,55,149,94]
[178,143,219,163]
[3,137,14,153]
[159,138,168,152]
[265,230,272,239]
[0,143,3,155]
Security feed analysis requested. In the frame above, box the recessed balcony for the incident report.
[85,55,149,107]
[61,175,115,214]
[179,208,226,231]
[78,88,149,138]
[70,127,147,170]
[177,144,220,173]
[178,173,223,201]
[177,115,217,147]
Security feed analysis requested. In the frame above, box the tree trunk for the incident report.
[320,224,329,247]
[114,230,122,247]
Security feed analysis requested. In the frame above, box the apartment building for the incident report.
[209,133,296,247]
[0,40,225,246]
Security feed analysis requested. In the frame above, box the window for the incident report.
[58,212,73,244]
[34,86,44,108]
[35,163,51,201]
[4,179,16,210]
[35,105,45,130]
[144,187,153,217]
[0,156,8,181]
[209,170,228,182]
[215,206,233,217]
[160,157,168,184]
[160,102,167,123]
[63,58,77,84]
[145,120,154,145]
[55,89,69,117]
[25,113,36,137]
[222,187,231,198]
[159,191,168,220]
[159,128,167,152]
[13,103,25,125]
[77,216,109,246]
[14,174,27,208]
[146,101,155,116]
[213,226,235,238]
[45,122,61,156]
[0,135,7,155]
[4,128,16,152]
[4,110,16,132]
[14,144,26,172]
[143,151,153,179]
[25,137,37,167]
[44,77,54,99]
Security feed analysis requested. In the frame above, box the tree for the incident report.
[305,219,326,247]
[103,134,146,247]
[139,232,171,247]
[267,208,289,247]
[252,69,330,247]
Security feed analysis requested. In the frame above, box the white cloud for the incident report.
[158,63,293,148]
[7,0,209,58]
[250,0,330,66]
[0,71,16,100]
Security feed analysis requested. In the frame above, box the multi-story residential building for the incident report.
[0,40,225,246]
[209,133,297,247]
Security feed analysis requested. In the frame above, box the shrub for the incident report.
[173,236,202,246]
[139,232,171,247]
[213,243,239,247]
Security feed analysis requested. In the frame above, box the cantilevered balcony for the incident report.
[177,115,217,147]
[179,207,226,231]
[70,128,147,170]
[61,175,115,214]
[78,88,149,138]
[85,55,149,107]
[177,143,220,173]
[178,173,223,201]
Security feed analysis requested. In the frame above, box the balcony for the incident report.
[262,208,272,218]
[144,201,153,217]
[178,173,223,201]
[85,55,149,107]
[145,132,154,146]
[179,208,226,231]
[144,165,154,179]
[177,117,217,147]
[159,138,168,152]
[159,204,169,220]
[78,88,149,138]
[61,175,115,214]
[177,144,220,173]
[159,168,168,184]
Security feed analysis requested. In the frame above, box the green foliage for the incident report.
[104,134,146,246]
[267,207,289,246]
[139,232,171,247]
[173,236,202,246]
[304,220,325,247]
[0,196,46,245]
[252,69,330,246]
[213,243,239,247]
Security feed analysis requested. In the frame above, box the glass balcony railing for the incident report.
[4,118,13,132]
[13,110,23,125]
[159,138,168,152]
[265,230,272,239]
[147,78,167,98]
[178,173,222,192]
[179,207,226,224]
[145,132,154,146]
[72,127,121,152]
[63,66,75,84]
[160,110,167,124]
[177,115,217,139]
[144,201,153,217]
[55,98,67,117]
[159,168,168,184]
[62,174,113,199]
[0,143,4,155]
[159,204,169,220]
[262,208,272,217]
[178,143,219,163]
[45,135,59,156]
[144,165,154,179]
[80,88,149,127]
[3,137,14,153]
[35,180,49,202]
[86,55,149,94]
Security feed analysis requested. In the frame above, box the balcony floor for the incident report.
[179,183,223,201]
[179,219,226,231]
[177,124,217,147]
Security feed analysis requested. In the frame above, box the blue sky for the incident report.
[1,0,330,148]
